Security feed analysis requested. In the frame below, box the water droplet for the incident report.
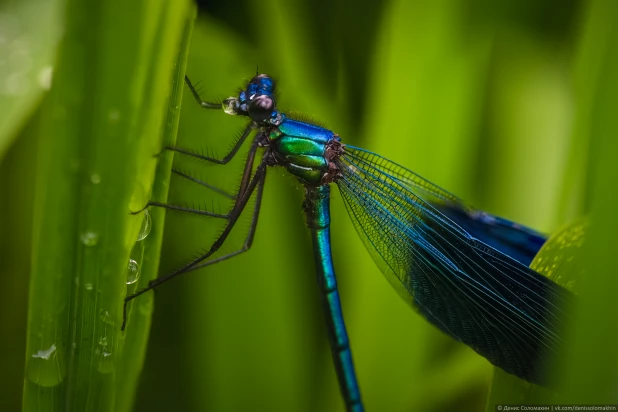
[100,308,115,327]
[26,343,65,387]
[99,336,108,346]
[90,174,101,184]
[137,209,151,241]
[222,97,237,115]
[38,66,53,90]
[98,350,114,374]
[126,259,140,285]
[85,283,93,291]
[32,344,56,360]
[81,232,99,246]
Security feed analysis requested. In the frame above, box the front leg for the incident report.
[164,122,254,165]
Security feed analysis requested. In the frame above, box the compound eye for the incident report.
[248,95,274,122]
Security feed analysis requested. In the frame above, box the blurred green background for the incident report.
[2,0,618,411]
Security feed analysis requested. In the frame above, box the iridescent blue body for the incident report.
[269,120,341,185]
[304,185,362,412]
[200,74,573,411]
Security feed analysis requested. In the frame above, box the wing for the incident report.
[433,203,547,267]
[335,145,573,386]
[355,149,548,265]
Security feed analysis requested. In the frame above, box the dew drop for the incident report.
[126,259,140,285]
[26,343,65,387]
[90,174,101,184]
[85,283,93,291]
[80,232,99,246]
[99,336,108,346]
[137,209,151,241]
[98,350,114,374]
[100,309,115,327]
[32,344,56,360]
[222,97,237,115]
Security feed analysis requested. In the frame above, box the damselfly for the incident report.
[123,74,573,412]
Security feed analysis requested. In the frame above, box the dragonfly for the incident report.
[123,73,574,412]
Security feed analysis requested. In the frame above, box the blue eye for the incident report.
[259,77,274,92]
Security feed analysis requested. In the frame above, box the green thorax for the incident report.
[268,117,343,186]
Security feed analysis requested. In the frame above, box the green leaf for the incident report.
[0,0,63,160]
[485,219,586,410]
[557,1,618,402]
[23,1,195,411]
[486,0,618,406]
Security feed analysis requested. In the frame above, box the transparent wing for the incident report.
[347,148,548,266]
[335,145,573,386]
